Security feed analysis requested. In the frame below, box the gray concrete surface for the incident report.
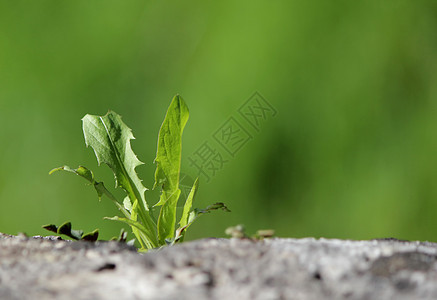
[1,233,437,299]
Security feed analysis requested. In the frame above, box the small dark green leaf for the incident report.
[57,221,77,239]
[42,224,58,233]
[82,229,99,242]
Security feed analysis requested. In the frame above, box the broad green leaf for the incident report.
[153,95,189,243]
[157,189,181,243]
[82,111,158,246]
[179,178,199,229]
[153,95,189,200]
[82,111,148,210]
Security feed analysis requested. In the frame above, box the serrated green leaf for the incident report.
[82,111,158,246]
[82,111,148,209]
[153,95,189,243]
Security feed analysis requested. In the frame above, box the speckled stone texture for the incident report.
[1,233,437,299]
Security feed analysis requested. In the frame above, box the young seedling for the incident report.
[42,222,99,242]
[50,95,230,251]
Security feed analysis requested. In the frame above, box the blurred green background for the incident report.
[1,1,436,242]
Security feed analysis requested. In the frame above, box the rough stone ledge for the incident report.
[2,233,437,299]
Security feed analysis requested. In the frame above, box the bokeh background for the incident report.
[1,1,436,242]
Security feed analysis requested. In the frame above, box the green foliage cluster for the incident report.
[50,95,229,250]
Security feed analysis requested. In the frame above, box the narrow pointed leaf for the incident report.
[196,202,231,214]
[104,216,156,250]
[153,95,189,194]
[153,95,189,243]
[175,202,231,242]
[179,177,199,228]
[130,199,146,249]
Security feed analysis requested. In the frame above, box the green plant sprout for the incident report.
[50,95,230,251]
[43,221,99,242]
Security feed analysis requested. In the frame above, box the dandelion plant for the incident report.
[50,95,229,251]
